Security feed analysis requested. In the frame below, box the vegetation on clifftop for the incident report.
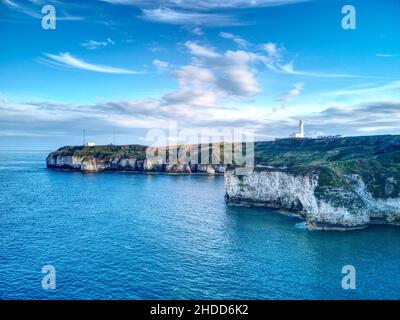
[253,135,400,200]
[254,135,400,167]
[53,144,148,160]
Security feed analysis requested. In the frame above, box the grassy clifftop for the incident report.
[53,135,400,170]
[53,135,400,169]
[253,135,400,199]
[52,144,148,160]
[254,135,400,167]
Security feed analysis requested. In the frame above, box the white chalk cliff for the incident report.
[46,154,225,174]
[225,169,400,230]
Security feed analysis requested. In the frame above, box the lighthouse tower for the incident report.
[298,120,304,138]
[291,120,305,139]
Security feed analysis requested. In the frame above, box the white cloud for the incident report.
[39,52,141,74]
[260,42,367,78]
[184,41,220,58]
[280,61,364,78]
[217,50,264,96]
[2,0,42,18]
[325,81,400,98]
[100,0,311,10]
[81,38,115,50]
[191,26,204,35]
[3,0,18,8]
[262,42,282,58]
[141,8,237,26]
[219,32,249,48]
[102,0,311,27]
[261,42,285,72]
[153,59,170,72]
[148,45,166,53]
[180,42,264,100]
[2,97,399,142]
[165,65,223,106]
[2,0,84,21]
[376,53,398,58]
[275,82,304,111]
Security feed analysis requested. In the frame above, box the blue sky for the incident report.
[0,0,399,149]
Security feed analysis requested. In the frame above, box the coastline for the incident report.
[46,134,400,231]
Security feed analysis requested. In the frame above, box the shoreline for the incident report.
[46,166,225,176]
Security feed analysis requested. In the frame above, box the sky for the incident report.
[0,0,399,150]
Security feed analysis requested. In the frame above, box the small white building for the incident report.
[85,142,96,147]
[290,120,305,139]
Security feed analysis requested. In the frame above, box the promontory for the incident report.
[47,135,400,231]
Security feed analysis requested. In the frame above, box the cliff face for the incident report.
[46,153,225,174]
[223,135,400,230]
[46,154,142,172]
[225,168,400,230]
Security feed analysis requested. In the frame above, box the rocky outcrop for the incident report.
[46,153,225,174]
[225,168,400,230]
[46,154,142,172]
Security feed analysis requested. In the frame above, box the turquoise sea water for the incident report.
[0,151,399,300]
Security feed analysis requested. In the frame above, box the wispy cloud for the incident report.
[3,0,18,8]
[153,59,170,72]
[100,0,311,10]
[141,8,237,26]
[81,38,115,50]
[102,0,310,27]
[279,61,364,78]
[38,52,141,74]
[184,41,221,58]
[219,32,249,48]
[260,43,369,78]
[191,26,204,35]
[2,0,42,19]
[376,53,398,58]
[275,82,304,111]
[325,80,400,97]
[2,0,84,21]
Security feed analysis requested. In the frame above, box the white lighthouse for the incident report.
[291,120,305,139]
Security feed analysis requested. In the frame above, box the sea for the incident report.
[0,151,399,299]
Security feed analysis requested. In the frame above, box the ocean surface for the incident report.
[1,151,400,300]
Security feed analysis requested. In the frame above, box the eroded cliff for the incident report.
[224,135,400,230]
[225,168,400,230]
[46,145,225,174]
